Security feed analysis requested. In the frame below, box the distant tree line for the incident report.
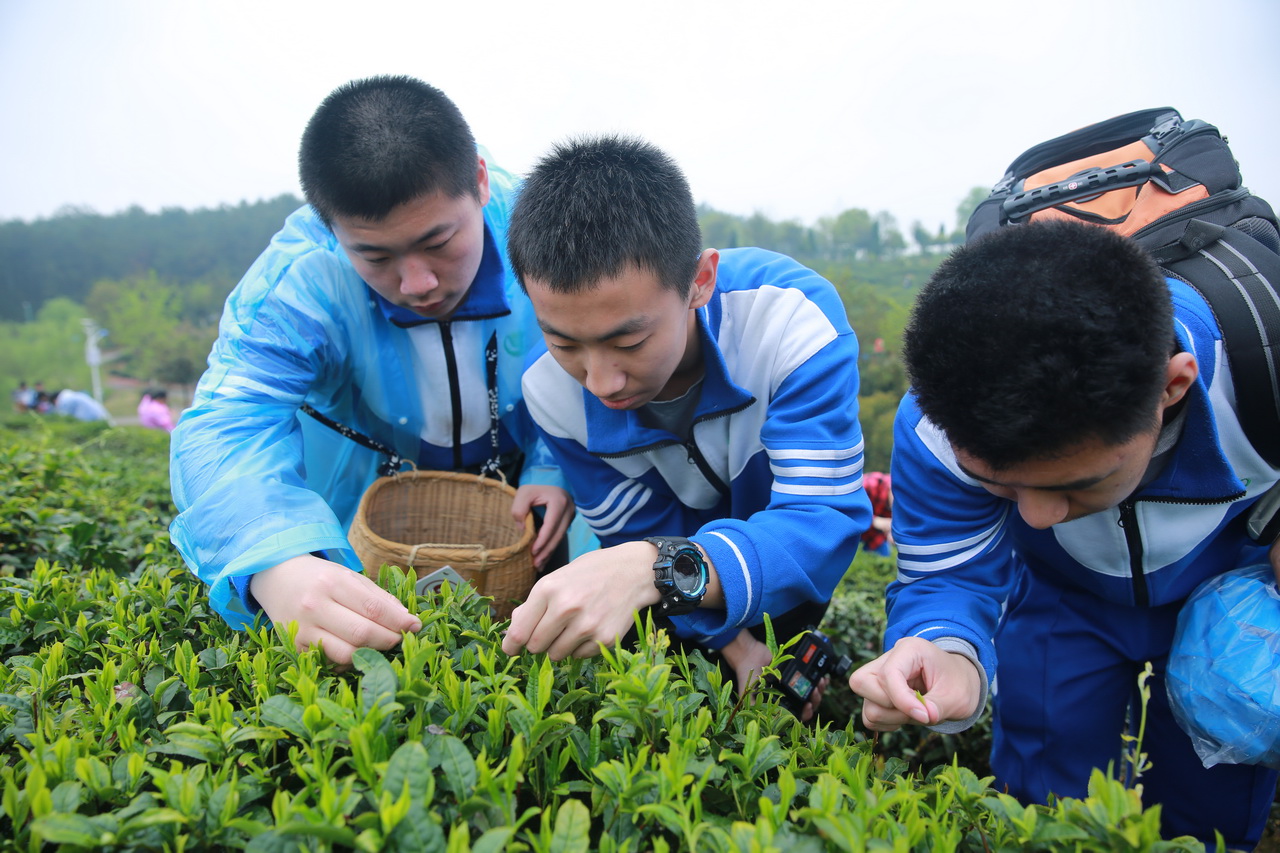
[1,189,987,468]
[0,195,303,323]
[1,188,988,325]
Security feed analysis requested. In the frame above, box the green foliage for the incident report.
[0,419,172,577]
[0,299,97,392]
[0,196,301,323]
[84,273,218,386]
[856,391,900,475]
[0,427,1211,851]
[696,202,949,270]
[954,186,990,233]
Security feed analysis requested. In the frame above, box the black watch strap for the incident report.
[645,536,707,616]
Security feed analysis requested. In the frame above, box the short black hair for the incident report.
[298,76,479,226]
[507,135,702,295]
[903,219,1176,469]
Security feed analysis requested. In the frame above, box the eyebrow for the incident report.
[954,460,1110,492]
[349,223,452,254]
[538,316,650,343]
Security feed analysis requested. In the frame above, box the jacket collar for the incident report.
[371,222,511,327]
[582,296,756,456]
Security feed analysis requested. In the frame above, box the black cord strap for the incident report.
[299,332,504,480]
[299,404,407,477]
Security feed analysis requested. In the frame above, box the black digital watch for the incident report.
[645,536,708,615]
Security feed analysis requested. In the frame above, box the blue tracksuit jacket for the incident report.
[886,277,1280,684]
[885,276,1280,845]
[522,248,873,648]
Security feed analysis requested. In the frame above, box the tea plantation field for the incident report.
[0,415,1259,851]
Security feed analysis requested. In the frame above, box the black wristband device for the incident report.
[645,536,708,615]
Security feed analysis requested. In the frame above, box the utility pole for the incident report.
[81,318,106,404]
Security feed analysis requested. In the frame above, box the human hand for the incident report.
[250,555,422,667]
[501,540,661,660]
[847,636,981,731]
[720,629,828,722]
[512,484,574,570]
[719,629,772,694]
[871,516,894,546]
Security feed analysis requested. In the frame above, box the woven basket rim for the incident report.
[352,469,535,562]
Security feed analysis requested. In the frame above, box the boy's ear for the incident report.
[688,249,719,309]
[1160,351,1199,410]
[476,156,491,207]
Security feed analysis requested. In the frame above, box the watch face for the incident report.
[672,552,704,595]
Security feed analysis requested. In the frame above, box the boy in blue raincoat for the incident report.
[170,77,572,665]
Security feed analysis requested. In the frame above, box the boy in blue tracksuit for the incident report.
[847,220,1280,847]
[169,77,572,666]
[499,136,872,717]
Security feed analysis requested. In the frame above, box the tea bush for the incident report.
[0,420,1214,851]
[0,415,173,577]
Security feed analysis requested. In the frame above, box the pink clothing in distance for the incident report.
[137,395,175,432]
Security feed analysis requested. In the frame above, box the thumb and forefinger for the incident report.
[848,647,938,727]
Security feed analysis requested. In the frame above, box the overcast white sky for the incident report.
[2,0,1277,235]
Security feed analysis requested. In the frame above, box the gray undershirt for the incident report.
[638,377,704,441]
[1138,402,1190,490]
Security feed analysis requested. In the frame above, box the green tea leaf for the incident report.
[353,647,399,712]
[472,827,516,853]
[388,804,446,852]
[32,813,105,847]
[259,695,308,738]
[384,741,431,803]
[549,798,591,853]
[427,733,477,796]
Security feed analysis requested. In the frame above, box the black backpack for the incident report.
[967,107,1280,474]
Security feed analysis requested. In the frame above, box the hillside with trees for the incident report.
[0,191,985,469]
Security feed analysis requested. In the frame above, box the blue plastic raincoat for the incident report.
[170,155,562,627]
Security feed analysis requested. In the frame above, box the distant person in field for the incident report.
[12,381,35,412]
[860,471,894,556]
[169,76,572,666]
[52,389,110,422]
[501,136,873,720]
[847,221,1280,848]
[137,388,175,432]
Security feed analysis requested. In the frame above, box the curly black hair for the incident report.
[902,219,1176,468]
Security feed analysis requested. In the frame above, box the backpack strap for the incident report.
[1152,219,1280,469]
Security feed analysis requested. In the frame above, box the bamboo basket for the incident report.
[349,470,535,618]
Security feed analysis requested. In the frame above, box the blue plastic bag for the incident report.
[1166,561,1280,769]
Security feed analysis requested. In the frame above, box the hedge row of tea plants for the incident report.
[0,416,1213,851]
